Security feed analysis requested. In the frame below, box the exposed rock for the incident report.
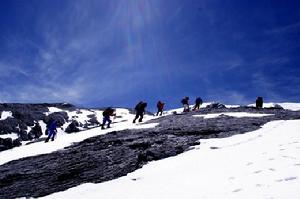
[0,118,20,135]
[0,103,74,136]
[0,145,7,152]
[29,123,43,139]
[18,130,29,141]
[206,102,226,109]
[87,114,95,118]
[12,111,35,127]
[2,138,13,149]
[274,104,284,109]
[0,103,106,152]
[43,112,68,127]
[65,120,80,133]
[12,138,22,147]
[88,116,100,126]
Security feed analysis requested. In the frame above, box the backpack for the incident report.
[181,98,188,105]
[103,108,114,116]
[159,103,164,109]
[196,97,203,104]
[181,99,185,104]
[157,101,164,109]
[135,103,142,111]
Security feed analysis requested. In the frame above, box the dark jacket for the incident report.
[181,97,189,105]
[256,97,263,108]
[135,102,147,113]
[195,97,203,105]
[102,108,115,117]
[157,101,165,110]
[49,121,57,132]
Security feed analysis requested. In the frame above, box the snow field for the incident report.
[40,120,300,199]
[193,112,273,119]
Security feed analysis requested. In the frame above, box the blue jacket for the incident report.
[49,121,57,132]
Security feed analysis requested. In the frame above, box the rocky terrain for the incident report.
[1,106,300,199]
[0,103,109,151]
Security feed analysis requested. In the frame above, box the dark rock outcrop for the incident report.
[88,116,100,126]
[0,137,22,152]
[43,112,68,127]
[28,123,43,139]
[0,138,13,151]
[0,118,20,134]
[18,130,29,141]
[0,103,75,136]
[12,138,22,147]
[206,102,226,109]
[65,120,80,133]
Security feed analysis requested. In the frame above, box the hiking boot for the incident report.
[51,137,55,141]
[45,138,49,143]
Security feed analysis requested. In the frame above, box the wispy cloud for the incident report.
[1,0,300,107]
[251,72,283,101]
[0,62,30,78]
[0,0,165,104]
[206,89,249,105]
[265,21,300,35]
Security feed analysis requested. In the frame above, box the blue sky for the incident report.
[0,0,300,110]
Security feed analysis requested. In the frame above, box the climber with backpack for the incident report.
[101,107,116,130]
[256,97,263,108]
[156,100,165,116]
[181,97,190,112]
[193,97,203,110]
[133,101,147,123]
[45,119,57,142]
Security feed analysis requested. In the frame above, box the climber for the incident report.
[101,107,116,129]
[45,120,57,142]
[133,101,147,123]
[156,101,165,116]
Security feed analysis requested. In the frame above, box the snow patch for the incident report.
[194,112,273,119]
[248,102,300,111]
[0,133,18,140]
[0,111,13,120]
[48,107,64,113]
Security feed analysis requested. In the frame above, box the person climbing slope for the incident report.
[133,101,147,123]
[156,100,165,116]
[181,97,190,112]
[256,97,263,108]
[45,120,57,142]
[193,97,203,110]
[101,107,116,130]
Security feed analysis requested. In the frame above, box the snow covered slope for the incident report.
[0,104,154,151]
[248,102,300,111]
[41,119,300,199]
[0,109,157,166]
[1,103,300,199]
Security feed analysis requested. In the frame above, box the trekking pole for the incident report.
[112,110,117,126]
